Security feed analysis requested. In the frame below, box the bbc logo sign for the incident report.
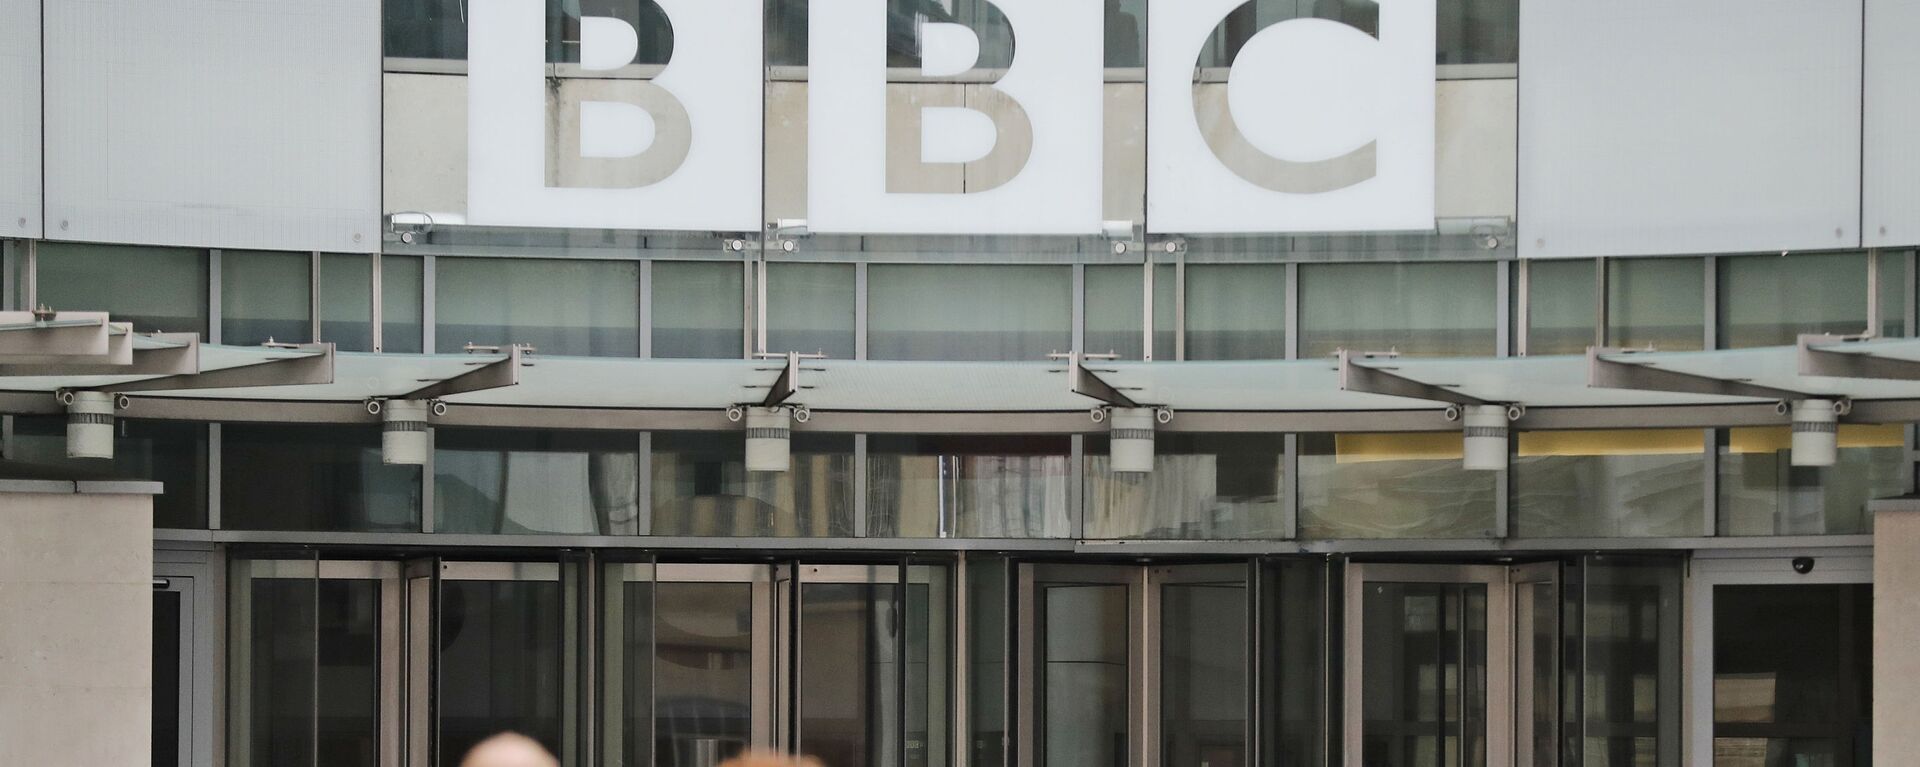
[467,0,1434,235]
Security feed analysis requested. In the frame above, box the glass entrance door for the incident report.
[602,562,774,767]
[425,562,573,767]
[1344,564,1515,767]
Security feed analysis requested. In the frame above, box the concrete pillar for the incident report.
[1872,497,1920,766]
[0,479,159,767]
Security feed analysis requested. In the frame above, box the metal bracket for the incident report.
[0,312,113,363]
[754,351,827,408]
[85,343,336,393]
[1339,349,1489,406]
[1588,346,1809,400]
[0,332,199,377]
[1050,351,1141,409]
[1797,333,1920,381]
[403,345,525,401]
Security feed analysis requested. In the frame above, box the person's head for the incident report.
[718,749,825,767]
[459,733,558,767]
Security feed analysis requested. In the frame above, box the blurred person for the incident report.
[459,732,558,767]
[719,749,826,767]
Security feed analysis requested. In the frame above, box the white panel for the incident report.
[44,0,381,253]
[807,0,1104,235]
[1865,0,1920,248]
[1519,2,1860,259]
[0,0,41,238]
[1147,0,1436,234]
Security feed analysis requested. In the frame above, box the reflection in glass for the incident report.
[222,424,421,532]
[434,428,641,534]
[382,255,425,353]
[867,435,1072,538]
[1359,582,1488,767]
[653,261,744,359]
[239,576,317,767]
[1260,560,1326,766]
[868,264,1071,361]
[5,416,209,529]
[1526,258,1597,355]
[1195,0,1517,68]
[1298,433,1497,539]
[767,262,856,359]
[223,250,312,345]
[1712,584,1871,767]
[1718,425,1907,535]
[968,559,1011,767]
[438,579,566,766]
[651,432,856,537]
[1084,433,1285,539]
[1719,252,1881,348]
[437,257,641,356]
[1299,262,1497,358]
[1185,264,1286,361]
[385,0,674,63]
[231,567,382,767]
[1512,430,1707,538]
[36,242,207,335]
[1574,555,1682,766]
[1037,584,1128,767]
[650,581,756,767]
[1083,264,1178,360]
[1608,258,1703,351]
[1162,582,1246,767]
[321,254,374,352]
[154,589,182,767]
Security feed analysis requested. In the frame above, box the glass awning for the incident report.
[7,339,1920,414]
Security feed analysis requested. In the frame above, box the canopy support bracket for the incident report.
[1798,333,1920,381]
[1588,346,1807,400]
[403,345,525,401]
[1339,349,1489,406]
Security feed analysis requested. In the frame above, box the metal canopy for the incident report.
[1798,335,1920,381]
[1052,352,1141,408]
[5,342,1920,418]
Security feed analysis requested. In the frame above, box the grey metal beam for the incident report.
[0,332,198,377]
[1338,349,1488,406]
[402,345,523,401]
[1797,333,1920,380]
[0,313,111,360]
[1054,351,1140,408]
[1587,346,1807,400]
[89,343,335,393]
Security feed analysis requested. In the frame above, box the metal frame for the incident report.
[1339,349,1489,406]
[1683,550,1874,765]
[1018,563,1147,767]
[1342,563,1515,767]
[1798,332,1920,380]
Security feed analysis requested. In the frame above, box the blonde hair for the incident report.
[717,749,826,767]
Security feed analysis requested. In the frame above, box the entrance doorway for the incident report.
[1342,562,1563,767]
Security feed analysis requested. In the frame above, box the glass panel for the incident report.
[1259,560,1327,766]
[1299,262,1497,358]
[4,416,209,529]
[867,435,1072,538]
[438,578,566,765]
[1712,584,1871,767]
[1085,265,1147,360]
[223,250,312,345]
[651,580,756,767]
[434,428,641,535]
[1719,252,1871,348]
[237,573,316,767]
[968,559,1010,767]
[385,0,675,63]
[1195,0,1516,67]
[321,254,374,352]
[1527,258,1596,355]
[1154,264,1176,359]
[1512,429,1707,538]
[650,432,857,537]
[1185,264,1287,361]
[799,578,941,767]
[317,579,382,766]
[652,260,743,359]
[436,257,640,356]
[1578,555,1682,767]
[1608,258,1703,351]
[1360,582,1488,767]
[1162,580,1247,767]
[1516,580,1559,767]
[767,262,856,359]
[154,589,182,767]
[1298,433,1497,539]
[1718,425,1907,536]
[36,243,207,335]
[868,264,1071,361]
[1037,583,1128,767]
[222,424,422,532]
[1083,433,1285,539]
[382,255,424,353]
[1878,250,1907,339]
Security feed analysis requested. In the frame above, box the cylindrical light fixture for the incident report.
[1790,398,1839,467]
[1461,404,1509,471]
[382,399,431,465]
[745,407,792,472]
[1108,407,1157,473]
[64,390,115,459]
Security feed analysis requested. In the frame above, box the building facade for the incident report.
[2,1,1918,767]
